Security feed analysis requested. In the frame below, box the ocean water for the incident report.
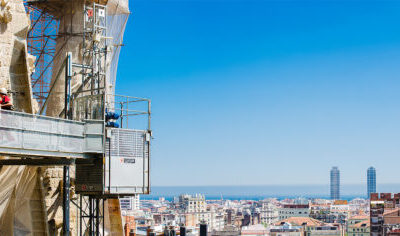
[142,184,400,201]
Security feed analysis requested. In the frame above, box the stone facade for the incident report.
[42,166,78,235]
[0,1,76,234]
[46,0,86,117]
[0,0,36,113]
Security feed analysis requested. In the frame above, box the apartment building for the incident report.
[120,195,140,211]
[260,202,279,225]
[278,204,310,220]
[179,194,210,227]
[179,194,207,213]
[348,219,370,236]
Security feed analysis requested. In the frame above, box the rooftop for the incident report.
[275,217,324,227]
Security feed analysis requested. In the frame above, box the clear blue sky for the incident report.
[116,0,400,186]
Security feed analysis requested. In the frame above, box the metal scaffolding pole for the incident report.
[65,52,72,119]
[96,198,100,236]
[63,165,70,235]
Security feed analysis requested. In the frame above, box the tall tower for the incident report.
[330,167,340,200]
[367,167,376,198]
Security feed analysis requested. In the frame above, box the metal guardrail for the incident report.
[0,109,104,158]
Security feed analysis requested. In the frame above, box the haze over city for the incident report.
[117,0,400,186]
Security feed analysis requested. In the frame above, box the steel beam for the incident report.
[0,158,75,166]
[0,147,85,159]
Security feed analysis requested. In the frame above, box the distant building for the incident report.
[274,217,340,236]
[293,198,308,205]
[330,167,340,200]
[309,204,335,223]
[367,167,377,198]
[260,202,278,225]
[153,213,176,225]
[179,194,206,213]
[347,216,370,236]
[178,194,210,227]
[270,222,303,236]
[211,225,240,236]
[123,215,136,236]
[241,209,261,227]
[209,206,225,231]
[278,204,310,220]
[225,209,245,228]
[177,213,198,227]
[370,193,400,235]
[348,215,369,226]
[329,200,350,224]
[241,224,268,236]
[309,226,341,236]
[120,195,140,211]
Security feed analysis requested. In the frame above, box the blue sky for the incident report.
[116,0,400,186]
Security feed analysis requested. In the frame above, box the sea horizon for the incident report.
[142,184,400,201]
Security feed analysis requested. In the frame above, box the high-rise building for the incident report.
[330,167,340,200]
[367,167,376,198]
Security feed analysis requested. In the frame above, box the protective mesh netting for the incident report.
[106,0,130,95]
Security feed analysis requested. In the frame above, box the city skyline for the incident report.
[138,193,372,235]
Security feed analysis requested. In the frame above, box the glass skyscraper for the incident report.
[367,166,376,199]
[330,166,340,200]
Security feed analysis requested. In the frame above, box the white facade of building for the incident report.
[180,194,207,213]
[278,205,310,220]
[330,204,349,213]
[260,202,279,225]
[179,194,210,226]
[210,208,225,231]
[120,195,140,211]
[329,204,350,219]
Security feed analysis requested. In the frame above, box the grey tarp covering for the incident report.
[0,165,47,235]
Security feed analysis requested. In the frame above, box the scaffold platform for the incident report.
[0,107,151,195]
[0,109,104,158]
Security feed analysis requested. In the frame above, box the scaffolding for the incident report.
[4,1,143,235]
[24,0,130,115]
[24,3,59,107]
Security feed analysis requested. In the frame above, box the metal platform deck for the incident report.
[0,109,104,158]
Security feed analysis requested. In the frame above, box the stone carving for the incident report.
[0,0,12,24]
